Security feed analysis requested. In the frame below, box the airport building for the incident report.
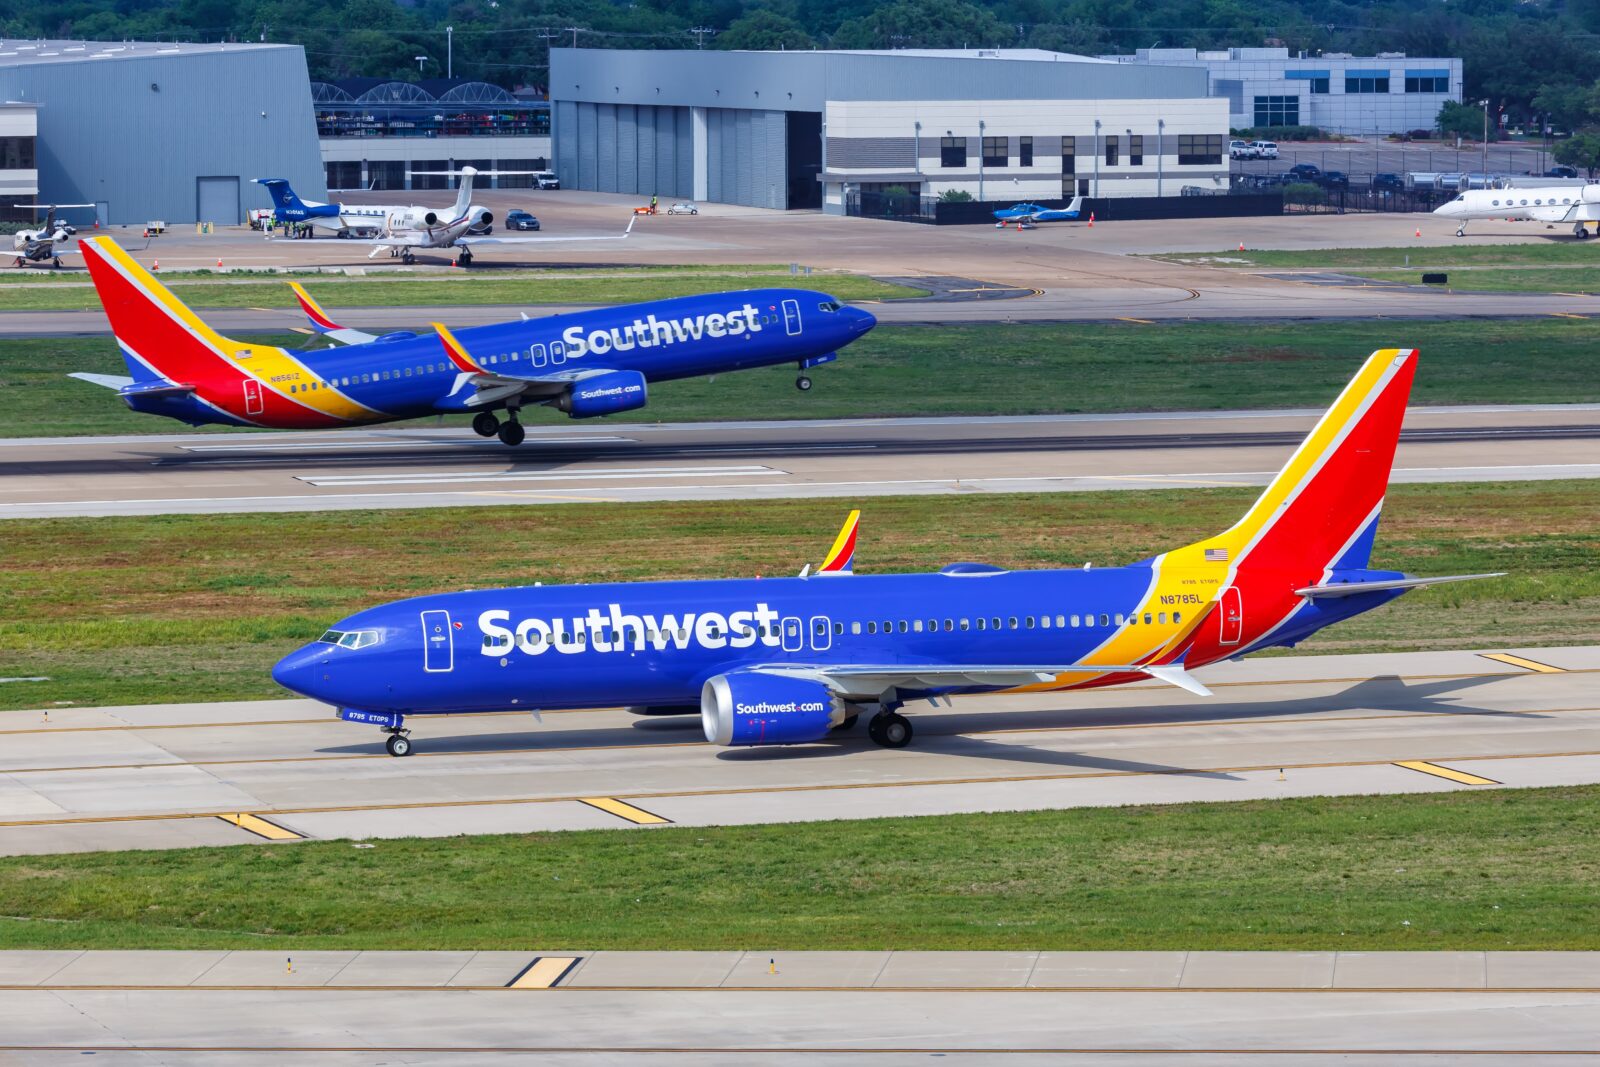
[549,48,1229,212]
[0,39,325,226]
[314,78,553,192]
[1099,48,1463,136]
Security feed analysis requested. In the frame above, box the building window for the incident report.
[1176,134,1223,165]
[1404,71,1450,93]
[982,136,1007,167]
[1345,71,1391,94]
[411,160,450,190]
[1285,69,1330,94]
[0,136,34,170]
[367,161,405,190]
[1104,135,1119,166]
[1061,143,1075,175]
[324,161,361,190]
[1129,134,1144,166]
[1253,96,1300,127]
[940,136,967,168]
[1019,136,1033,167]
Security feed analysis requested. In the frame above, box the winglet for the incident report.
[817,510,860,575]
[431,321,484,374]
[289,281,342,333]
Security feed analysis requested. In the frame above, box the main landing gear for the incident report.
[867,711,913,748]
[1574,223,1593,241]
[472,410,525,446]
[454,247,474,267]
[383,726,412,757]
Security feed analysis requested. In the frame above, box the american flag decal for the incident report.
[1204,548,1229,562]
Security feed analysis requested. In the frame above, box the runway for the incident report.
[3,405,1596,518]
[1,645,1594,857]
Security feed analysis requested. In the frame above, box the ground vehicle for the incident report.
[1544,166,1579,179]
[1229,140,1257,160]
[532,171,560,189]
[505,210,540,231]
[667,201,699,215]
[1248,141,1279,160]
[1373,173,1405,192]
[1318,170,1350,189]
[1288,163,1322,181]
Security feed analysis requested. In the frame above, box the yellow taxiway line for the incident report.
[508,957,582,988]
[1479,652,1566,674]
[216,813,303,840]
[579,797,673,825]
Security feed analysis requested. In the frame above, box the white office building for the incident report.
[1100,48,1463,136]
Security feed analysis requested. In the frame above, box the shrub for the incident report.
[1282,181,1327,205]
[937,189,974,202]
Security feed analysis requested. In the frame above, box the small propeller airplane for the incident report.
[12,203,95,268]
[367,166,633,265]
[992,197,1084,228]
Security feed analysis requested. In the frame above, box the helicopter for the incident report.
[12,204,94,268]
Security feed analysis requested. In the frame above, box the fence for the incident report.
[846,191,1283,225]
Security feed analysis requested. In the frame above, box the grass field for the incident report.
[8,316,1600,438]
[0,785,1595,950]
[1338,268,1600,293]
[0,267,923,312]
[1150,242,1600,269]
[1,481,1594,711]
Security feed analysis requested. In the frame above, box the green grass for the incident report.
[1,482,1594,711]
[9,316,1600,438]
[0,268,923,311]
[1149,242,1600,270]
[0,786,1595,950]
[1338,267,1600,293]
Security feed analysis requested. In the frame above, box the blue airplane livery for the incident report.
[993,197,1084,227]
[253,177,398,231]
[273,350,1501,756]
[69,237,876,446]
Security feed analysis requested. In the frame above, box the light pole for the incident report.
[415,55,429,75]
[914,120,922,181]
[978,119,986,202]
[447,26,453,79]
[1480,99,1489,185]
[1157,117,1165,197]
[1093,118,1101,197]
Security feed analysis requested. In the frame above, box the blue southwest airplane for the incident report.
[273,349,1501,756]
[69,237,876,445]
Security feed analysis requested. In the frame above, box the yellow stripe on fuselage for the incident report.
[95,239,386,423]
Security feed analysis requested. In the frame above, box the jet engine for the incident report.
[558,370,648,418]
[471,206,494,228]
[701,671,847,746]
[386,209,438,230]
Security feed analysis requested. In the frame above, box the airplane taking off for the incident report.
[274,350,1502,756]
[993,197,1083,227]
[1433,183,1600,238]
[253,178,403,234]
[69,236,875,445]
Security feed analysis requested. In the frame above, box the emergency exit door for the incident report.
[421,609,454,672]
[242,379,264,415]
[1218,587,1243,646]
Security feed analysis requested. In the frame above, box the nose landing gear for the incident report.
[383,727,412,757]
[795,375,812,391]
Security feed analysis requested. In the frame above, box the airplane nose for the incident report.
[848,306,877,335]
[272,643,329,700]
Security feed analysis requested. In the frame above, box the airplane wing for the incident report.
[455,216,636,247]
[430,321,621,409]
[68,372,135,390]
[755,661,1213,699]
[288,282,379,346]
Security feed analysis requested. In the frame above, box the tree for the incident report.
[1533,80,1600,133]
[1437,100,1490,142]
[717,10,813,49]
[1554,132,1600,179]
[830,0,1008,49]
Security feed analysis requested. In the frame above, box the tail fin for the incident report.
[451,167,477,221]
[817,510,861,575]
[255,178,310,215]
[1177,348,1417,576]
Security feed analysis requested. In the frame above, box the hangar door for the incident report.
[196,176,240,226]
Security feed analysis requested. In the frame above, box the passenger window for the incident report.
[1039,615,1050,629]
[814,621,825,635]
[1173,611,1182,624]
[1116,614,1125,625]
[1055,615,1065,627]
[913,620,924,632]
[1099,614,1110,626]
[943,619,953,631]
[1008,617,1018,629]
[959,618,970,631]
[866,622,876,634]
[1144,613,1153,625]
[898,620,908,633]
[992,617,1001,630]
[1025,616,1036,628]
[1159,612,1168,624]
[833,622,843,635]
[976,618,986,631]
[1070,615,1080,627]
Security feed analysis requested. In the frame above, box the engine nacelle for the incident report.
[473,207,494,227]
[626,704,700,716]
[1584,185,1600,205]
[559,370,648,419]
[701,671,844,746]
[386,209,437,231]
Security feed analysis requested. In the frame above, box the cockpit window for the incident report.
[317,629,345,645]
[334,630,381,649]
[817,301,841,312]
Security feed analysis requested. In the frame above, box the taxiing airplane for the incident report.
[12,203,94,268]
[273,349,1501,756]
[1433,183,1599,238]
[253,178,402,234]
[993,197,1083,227]
[69,236,876,445]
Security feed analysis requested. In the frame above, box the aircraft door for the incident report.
[808,615,832,651]
[1218,587,1243,646]
[781,617,802,652]
[243,379,264,416]
[550,340,567,365]
[782,298,801,336]
[421,609,454,672]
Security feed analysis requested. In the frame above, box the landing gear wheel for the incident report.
[867,712,912,748]
[831,713,860,732]
[472,411,500,437]
[456,249,474,267]
[402,251,415,264]
[796,375,813,392]
[497,420,526,447]
[52,257,62,269]
[385,734,412,757]
[1455,228,1465,238]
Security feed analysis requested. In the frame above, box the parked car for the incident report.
[666,201,699,215]
[1372,172,1405,192]
[1317,170,1350,189]
[532,171,560,189]
[1287,163,1322,181]
[505,209,540,231]
[1248,140,1279,160]
[1229,140,1258,160]
[1544,165,1579,179]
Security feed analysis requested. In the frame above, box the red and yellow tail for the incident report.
[80,237,384,427]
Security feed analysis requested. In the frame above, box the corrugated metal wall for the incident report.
[0,46,324,225]
[705,108,785,209]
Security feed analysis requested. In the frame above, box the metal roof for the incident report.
[0,39,290,68]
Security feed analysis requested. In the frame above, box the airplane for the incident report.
[253,178,403,235]
[369,166,632,265]
[67,236,877,446]
[12,203,94,268]
[993,197,1083,228]
[272,348,1504,757]
[1432,183,1599,238]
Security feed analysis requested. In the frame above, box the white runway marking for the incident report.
[180,435,633,453]
[295,464,784,488]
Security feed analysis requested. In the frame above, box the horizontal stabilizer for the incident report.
[68,372,135,391]
[1295,573,1505,598]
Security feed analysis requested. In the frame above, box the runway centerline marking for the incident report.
[182,436,631,453]
[1480,652,1565,674]
[296,464,779,487]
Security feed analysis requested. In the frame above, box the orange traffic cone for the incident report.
[216,257,224,269]
[1237,242,1245,252]
[1087,213,1095,228]
[1414,228,1421,238]
[152,259,159,272]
